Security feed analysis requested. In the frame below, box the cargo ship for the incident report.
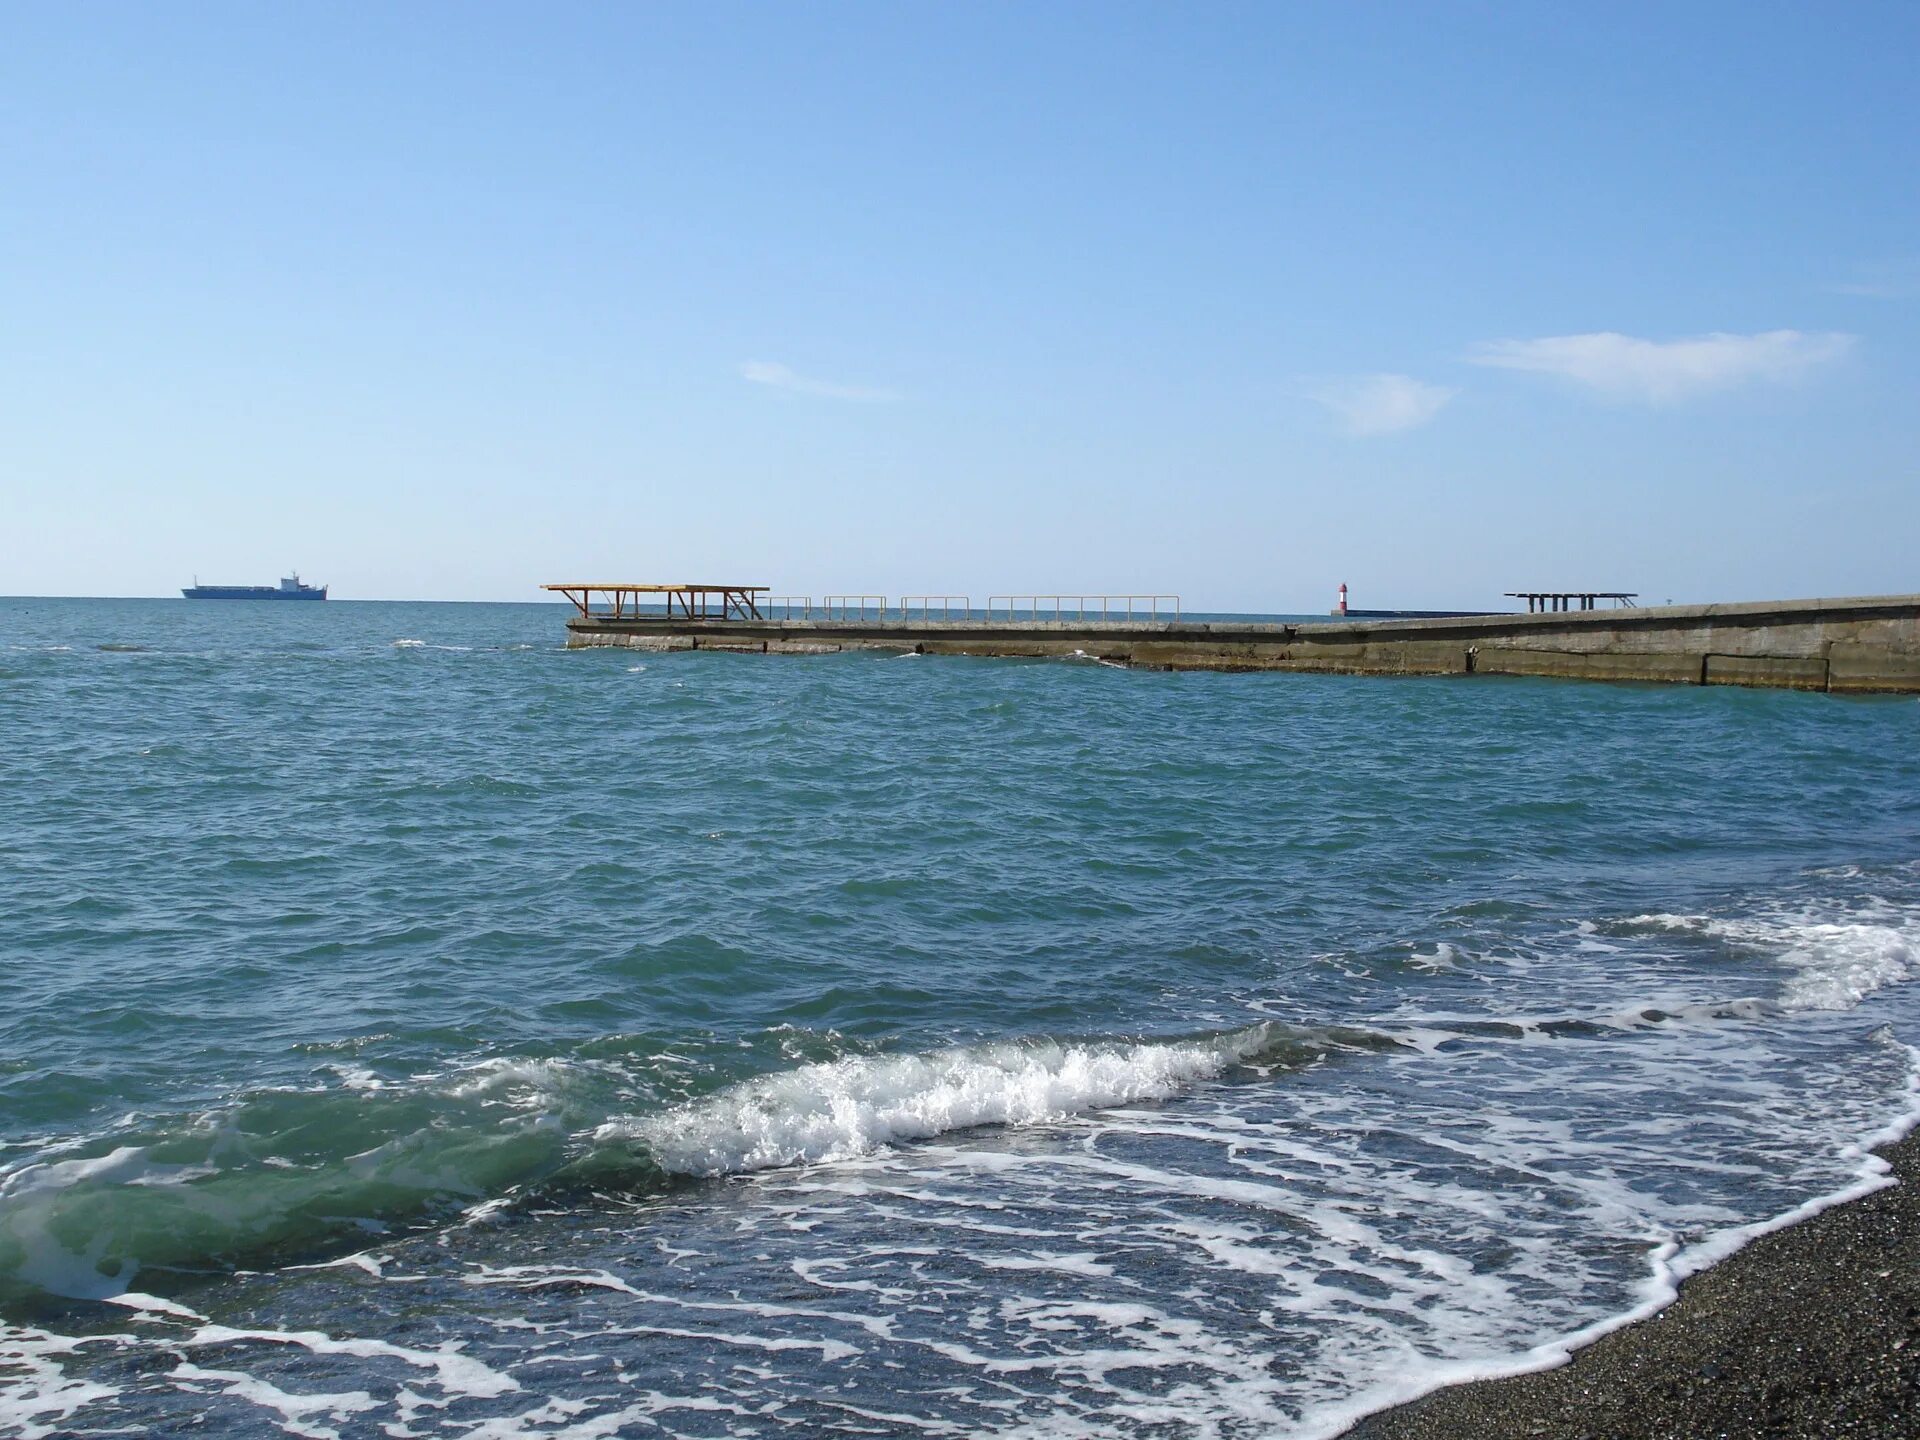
[182,573,328,601]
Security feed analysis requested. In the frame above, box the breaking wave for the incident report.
[5,887,1917,1315]
[7,950,1911,1313]
[0,1030,1303,1307]
[1629,905,1919,1011]
[598,1028,1285,1175]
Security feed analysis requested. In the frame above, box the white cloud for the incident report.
[1465,329,1853,404]
[739,360,898,403]
[1304,373,1456,436]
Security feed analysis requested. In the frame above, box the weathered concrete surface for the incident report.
[1829,642,1920,694]
[1705,653,1831,691]
[563,594,1920,694]
[1476,648,1703,685]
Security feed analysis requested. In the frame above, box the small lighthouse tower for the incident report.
[1332,582,1349,618]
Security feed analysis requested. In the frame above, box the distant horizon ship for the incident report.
[182,572,328,601]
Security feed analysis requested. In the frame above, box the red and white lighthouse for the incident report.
[1333,582,1348,617]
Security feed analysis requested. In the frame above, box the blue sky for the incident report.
[2,2,1915,609]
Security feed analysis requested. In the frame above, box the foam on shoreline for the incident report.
[1317,1036,1920,1439]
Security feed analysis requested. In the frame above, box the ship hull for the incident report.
[182,586,328,600]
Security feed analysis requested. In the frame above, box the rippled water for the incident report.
[3,596,1918,1438]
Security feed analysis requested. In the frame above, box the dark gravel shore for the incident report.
[1348,1129,1920,1440]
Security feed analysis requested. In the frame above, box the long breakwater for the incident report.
[565,593,1920,693]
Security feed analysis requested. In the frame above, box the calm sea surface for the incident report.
[3,597,1918,1438]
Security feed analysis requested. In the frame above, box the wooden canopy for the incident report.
[1505,591,1639,614]
[544,583,769,619]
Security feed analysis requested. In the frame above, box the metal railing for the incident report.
[673,593,1183,624]
[898,595,972,620]
[821,594,888,620]
[986,594,1180,622]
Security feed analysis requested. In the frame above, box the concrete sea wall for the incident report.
[564,595,1920,694]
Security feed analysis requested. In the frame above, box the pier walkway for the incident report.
[551,588,1920,694]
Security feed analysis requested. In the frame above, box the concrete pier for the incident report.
[562,594,1920,694]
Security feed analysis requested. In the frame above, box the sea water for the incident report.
[2,596,1917,1439]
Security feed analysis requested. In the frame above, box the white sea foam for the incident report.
[453,1391,757,1440]
[444,1055,590,1106]
[104,1291,205,1321]
[283,1250,394,1279]
[169,1363,377,1440]
[1635,907,1918,1011]
[1300,1035,1920,1440]
[2,1323,519,1440]
[0,1327,122,1440]
[1404,942,1464,973]
[13,1021,1920,1440]
[599,1031,1271,1176]
[185,1324,521,1400]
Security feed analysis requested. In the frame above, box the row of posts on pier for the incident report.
[546,583,1639,622]
[541,585,1182,622]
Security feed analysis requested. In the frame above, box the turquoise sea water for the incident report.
[3,597,1919,1438]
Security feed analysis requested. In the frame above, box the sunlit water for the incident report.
[3,597,1918,1438]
